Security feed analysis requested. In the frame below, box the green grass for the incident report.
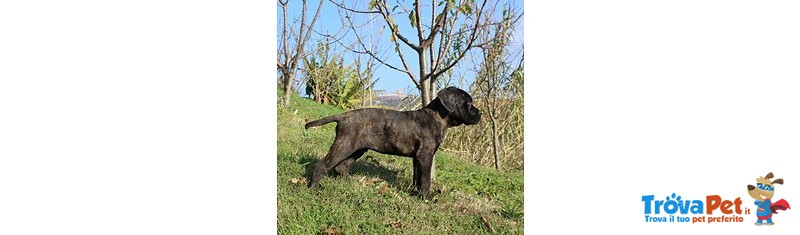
[277,92,524,234]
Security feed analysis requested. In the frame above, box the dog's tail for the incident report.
[304,115,342,129]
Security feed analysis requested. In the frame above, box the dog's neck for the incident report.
[421,99,461,129]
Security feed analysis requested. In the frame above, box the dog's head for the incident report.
[437,87,481,126]
[747,172,783,201]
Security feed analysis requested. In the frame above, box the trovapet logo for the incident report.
[641,172,791,225]
[641,193,746,223]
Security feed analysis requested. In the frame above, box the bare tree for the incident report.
[474,6,520,171]
[472,3,523,170]
[277,0,324,105]
[332,0,505,106]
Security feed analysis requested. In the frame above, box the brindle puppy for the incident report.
[304,87,481,198]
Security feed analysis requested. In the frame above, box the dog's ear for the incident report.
[437,87,481,125]
[437,87,464,113]
[772,178,784,185]
[765,172,774,179]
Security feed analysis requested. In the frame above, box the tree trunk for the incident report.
[418,49,440,180]
[429,81,437,101]
[420,77,443,180]
[421,80,431,107]
[314,86,321,102]
[282,72,293,105]
[489,104,500,171]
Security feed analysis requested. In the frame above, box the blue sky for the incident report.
[279,0,523,95]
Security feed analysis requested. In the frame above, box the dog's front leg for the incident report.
[415,150,436,199]
[412,158,421,188]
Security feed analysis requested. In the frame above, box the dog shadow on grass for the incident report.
[298,154,411,191]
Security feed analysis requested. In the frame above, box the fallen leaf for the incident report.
[371,177,381,183]
[291,177,307,185]
[379,185,388,195]
[359,176,382,185]
[481,215,495,233]
[319,227,340,235]
[387,220,403,229]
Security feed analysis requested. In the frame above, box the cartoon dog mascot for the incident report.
[747,172,791,226]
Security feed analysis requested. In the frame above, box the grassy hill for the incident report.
[277,92,524,234]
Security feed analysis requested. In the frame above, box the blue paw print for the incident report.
[666,193,683,205]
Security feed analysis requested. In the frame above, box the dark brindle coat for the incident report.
[304,87,481,197]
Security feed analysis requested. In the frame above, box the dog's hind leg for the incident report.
[308,139,356,188]
[333,149,366,177]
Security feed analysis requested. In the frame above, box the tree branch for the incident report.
[432,10,456,75]
[289,0,324,71]
[292,0,309,70]
[279,1,289,70]
[414,0,424,51]
[423,2,450,48]
[337,5,419,87]
[277,62,286,73]
[377,0,419,51]
[328,0,381,14]
[428,0,436,79]
[431,0,489,79]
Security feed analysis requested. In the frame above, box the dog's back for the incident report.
[304,108,408,129]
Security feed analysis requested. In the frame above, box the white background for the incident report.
[528,0,799,234]
[1,0,799,234]
[1,1,274,234]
